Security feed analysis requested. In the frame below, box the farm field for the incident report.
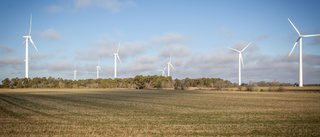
[0,88,320,136]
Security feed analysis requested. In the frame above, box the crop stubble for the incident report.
[0,89,319,136]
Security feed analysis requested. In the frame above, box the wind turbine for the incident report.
[96,59,103,79]
[113,42,122,78]
[229,42,252,86]
[22,14,39,78]
[74,70,77,80]
[167,54,175,77]
[288,18,320,87]
[160,66,167,76]
[74,66,77,80]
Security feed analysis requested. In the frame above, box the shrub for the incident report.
[277,85,285,92]
[246,81,258,92]
[238,86,242,91]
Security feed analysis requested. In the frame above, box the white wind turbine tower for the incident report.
[113,42,122,78]
[288,18,320,87]
[74,66,77,80]
[22,14,39,78]
[229,42,252,86]
[167,54,175,77]
[96,59,103,79]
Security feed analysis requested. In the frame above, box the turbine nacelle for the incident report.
[23,36,31,39]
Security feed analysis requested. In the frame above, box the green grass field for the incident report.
[0,88,319,136]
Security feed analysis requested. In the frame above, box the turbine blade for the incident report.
[241,41,252,52]
[170,63,175,70]
[117,55,122,64]
[240,53,244,68]
[117,42,120,53]
[162,65,167,76]
[302,34,320,37]
[29,14,32,36]
[288,18,300,35]
[228,47,240,52]
[22,40,26,44]
[289,38,299,56]
[98,66,103,72]
[29,38,39,53]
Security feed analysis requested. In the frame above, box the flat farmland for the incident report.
[0,89,319,136]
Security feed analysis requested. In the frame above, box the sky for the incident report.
[1,0,320,84]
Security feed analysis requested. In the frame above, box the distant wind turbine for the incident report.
[22,14,39,78]
[113,42,122,78]
[96,58,103,79]
[229,42,252,86]
[288,18,320,87]
[160,66,167,76]
[167,54,175,77]
[74,67,77,81]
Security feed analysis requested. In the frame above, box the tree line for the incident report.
[0,75,294,90]
[0,75,236,89]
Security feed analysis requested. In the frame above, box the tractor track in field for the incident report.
[0,96,55,118]
[0,93,74,124]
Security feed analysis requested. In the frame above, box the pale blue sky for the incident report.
[1,0,320,84]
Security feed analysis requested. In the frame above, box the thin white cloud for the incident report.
[114,29,124,37]
[311,36,320,45]
[185,51,234,74]
[75,50,99,61]
[49,62,74,71]
[123,63,156,73]
[74,0,92,8]
[218,28,236,39]
[302,54,320,66]
[0,57,24,65]
[119,41,151,58]
[75,40,150,63]
[47,5,63,13]
[0,45,14,53]
[95,39,115,56]
[152,32,189,45]
[30,53,52,60]
[134,55,158,64]
[159,44,190,57]
[74,0,136,13]
[118,55,158,76]
[254,34,269,41]
[40,28,63,40]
